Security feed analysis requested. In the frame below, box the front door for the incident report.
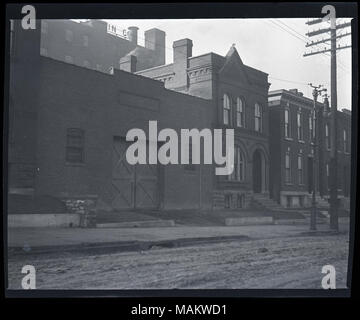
[112,137,159,210]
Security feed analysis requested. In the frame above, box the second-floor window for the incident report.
[325,123,331,150]
[297,111,303,141]
[254,103,262,132]
[236,97,245,128]
[223,94,231,125]
[284,109,290,138]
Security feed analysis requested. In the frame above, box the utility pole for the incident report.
[304,10,351,231]
[309,83,327,231]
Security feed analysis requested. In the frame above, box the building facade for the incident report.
[8,20,214,211]
[136,40,270,209]
[268,89,351,208]
[39,19,165,73]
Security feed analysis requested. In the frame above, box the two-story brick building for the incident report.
[268,89,351,208]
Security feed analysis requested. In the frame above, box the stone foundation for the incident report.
[60,195,98,227]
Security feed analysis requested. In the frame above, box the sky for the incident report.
[105,18,352,109]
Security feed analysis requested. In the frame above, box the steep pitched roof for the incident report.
[219,44,251,84]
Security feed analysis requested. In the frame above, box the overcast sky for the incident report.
[105,18,352,109]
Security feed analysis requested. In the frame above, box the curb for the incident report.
[8,235,250,256]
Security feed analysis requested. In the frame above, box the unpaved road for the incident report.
[7,233,349,289]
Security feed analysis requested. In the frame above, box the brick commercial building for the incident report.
[39,19,165,73]
[7,19,351,221]
[268,89,351,209]
[8,20,213,213]
[136,41,271,209]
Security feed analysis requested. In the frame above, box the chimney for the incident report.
[120,55,137,73]
[144,28,166,66]
[127,26,139,45]
[172,38,193,89]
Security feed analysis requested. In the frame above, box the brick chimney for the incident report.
[127,26,139,45]
[173,38,193,89]
[120,55,137,73]
[144,28,166,66]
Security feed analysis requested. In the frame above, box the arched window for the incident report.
[223,94,231,125]
[236,97,245,127]
[255,103,262,132]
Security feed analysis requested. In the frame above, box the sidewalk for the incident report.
[8,220,349,254]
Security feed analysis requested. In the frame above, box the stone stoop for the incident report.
[251,193,285,212]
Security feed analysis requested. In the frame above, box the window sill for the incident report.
[284,137,293,141]
[298,140,305,144]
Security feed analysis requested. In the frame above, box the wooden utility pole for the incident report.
[304,14,351,231]
[308,84,327,231]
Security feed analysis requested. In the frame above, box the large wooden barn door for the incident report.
[112,137,159,210]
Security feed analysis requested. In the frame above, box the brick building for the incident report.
[39,19,165,73]
[268,89,351,208]
[136,40,271,209]
[8,20,214,212]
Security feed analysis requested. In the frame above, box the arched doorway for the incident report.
[253,150,262,193]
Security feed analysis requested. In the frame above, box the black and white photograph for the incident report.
[3,2,358,297]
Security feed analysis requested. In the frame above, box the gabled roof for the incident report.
[219,44,251,84]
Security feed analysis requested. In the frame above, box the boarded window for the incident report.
[66,128,84,163]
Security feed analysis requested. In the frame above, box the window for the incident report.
[326,163,330,190]
[65,30,73,42]
[237,194,244,208]
[325,124,331,150]
[343,129,349,152]
[285,149,291,184]
[309,114,313,142]
[83,60,90,68]
[223,94,231,125]
[298,154,303,185]
[297,110,303,141]
[284,109,290,138]
[254,103,262,132]
[236,97,245,127]
[225,194,232,209]
[66,128,84,163]
[41,21,48,34]
[83,35,89,47]
[229,146,245,181]
[65,55,73,64]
